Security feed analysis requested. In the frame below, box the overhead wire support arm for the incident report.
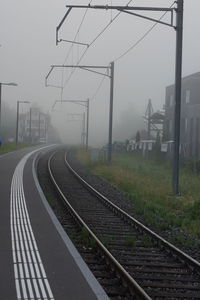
[50,64,111,78]
[50,63,114,163]
[56,7,72,45]
[59,39,89,47]
[45,66,54,86]
[65,4,175,28]
[51,65,111,77]
[79,67,110,78]
[55,99,88,107]
[51,64,109,69]
[120,9,175,28]
[52,99,90,150]
[52,100,58,110]
[65,5,173,12]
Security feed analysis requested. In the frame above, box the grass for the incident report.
[124,236,136,248]
[0,142,32,155]
[80,227,96,248]
[76,149,200,240]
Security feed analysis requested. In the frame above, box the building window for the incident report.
[185,118,188,133]
[169,119,173,133]
[186,89,190,104]
[170,94,174,106]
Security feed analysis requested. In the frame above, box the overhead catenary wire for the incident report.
[59,0,94,99]
[90,73,107,101]
[88,0,133,49]
[114,1,176,62]
[61,0,133,89]
[63,0,93,65]
[60,0,174,101]
[89,1,175,100]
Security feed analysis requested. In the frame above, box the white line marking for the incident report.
[44,279,54,299]
[27,279,34,299]
[19,263,24,279]
[24,263,30,278]
[29,263,36,278]
[21,278,28,299]
[10,148,55,299]
[15,279,22,299]
[33,279,41,298]
[38,279,47,299]
[14,264,19,279]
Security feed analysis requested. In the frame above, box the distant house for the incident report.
[164,72,200,158]
[18,108,47,143]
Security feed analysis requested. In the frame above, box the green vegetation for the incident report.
[80,227,96,248]
[99,235,113,247]
[76,149,200,240]
[141,235,155,247]
[124,236,136,248]
[0,142,32,155]
[45,192,56,209]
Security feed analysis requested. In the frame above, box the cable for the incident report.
[90,74,107,101]
[62,0,134,88]
[114,1,176,62]
[63,0,93,65]
[89,0,133,48]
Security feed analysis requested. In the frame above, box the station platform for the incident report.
[0,145,109,300]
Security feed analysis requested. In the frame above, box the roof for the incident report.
[166,71,200,89]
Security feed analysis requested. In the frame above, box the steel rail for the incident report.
[47,151,151,300]
[64,151,200,276]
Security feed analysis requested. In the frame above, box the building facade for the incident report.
[18,108,47,143]
[164,72,200,158]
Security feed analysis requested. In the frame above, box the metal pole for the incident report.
[16,101,19,145]
[29,108,32,143]
[38,113,41,140]
[172,0,184,195]
[108,61,114,164]
[147,99,151,139]
[82,112,86,146]
[45,115,48,143]
[86,98,89,151]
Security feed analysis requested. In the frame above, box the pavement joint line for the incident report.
[10,146,55,300]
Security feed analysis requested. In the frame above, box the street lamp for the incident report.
[0,82,18,137]
[16,101,30,145]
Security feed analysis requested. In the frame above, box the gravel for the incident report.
[67,150,200,263]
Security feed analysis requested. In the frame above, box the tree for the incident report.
[135,131,141,143]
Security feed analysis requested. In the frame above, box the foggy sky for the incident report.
[1,0,200,146]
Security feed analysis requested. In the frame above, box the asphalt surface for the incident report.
[0,145,108,300]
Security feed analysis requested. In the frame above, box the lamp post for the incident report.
[0,82,17,137]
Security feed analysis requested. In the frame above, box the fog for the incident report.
[1,0,200,146]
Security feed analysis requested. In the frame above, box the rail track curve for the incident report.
[42,148,200,299]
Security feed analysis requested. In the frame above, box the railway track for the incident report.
[38,148,200,299]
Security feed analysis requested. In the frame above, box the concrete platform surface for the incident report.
[0,145,109,300]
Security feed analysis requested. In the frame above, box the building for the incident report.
[164,72,200,158]
[18,108,47,143]
[144,99,165,138]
